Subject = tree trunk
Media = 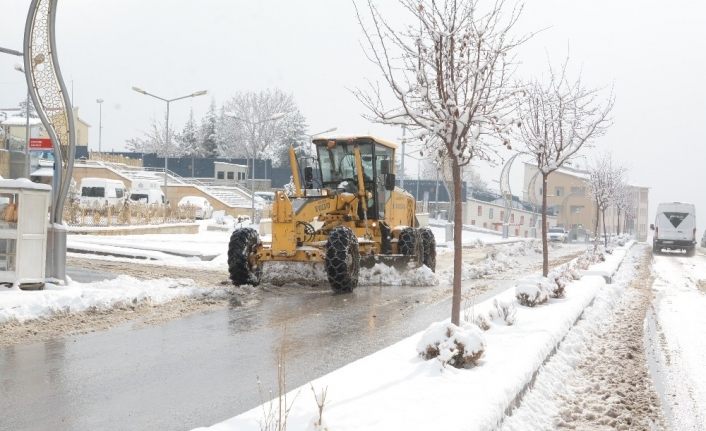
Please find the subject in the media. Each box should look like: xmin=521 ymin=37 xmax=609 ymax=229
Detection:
xmin=617 ymin=208 xmax=621 ymax=235
xmin=593 ymin=199 xmax=601 ymax=252
xmin=541 ymin=173 xmax=549 ymax=277
xmin=450 ymin=159 xmax=464 ymax=326
xmin=602 ymin=208 xmax=608 ymax=247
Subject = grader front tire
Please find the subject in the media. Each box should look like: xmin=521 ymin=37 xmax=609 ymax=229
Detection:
xmin=325 ymin=226 xmax=360 ymax=293
xmin=228 ymin=227 xmax=262 ymax=286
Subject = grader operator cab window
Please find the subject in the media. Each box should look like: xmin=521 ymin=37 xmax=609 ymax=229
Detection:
xmin=317 ymin=142 xmax=373 ymax=185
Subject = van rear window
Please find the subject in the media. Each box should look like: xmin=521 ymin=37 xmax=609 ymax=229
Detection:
xmin=664 ymin=212 xmax=688 ymax=228
xmin=82 ymin=187 xmax=105 ymax=197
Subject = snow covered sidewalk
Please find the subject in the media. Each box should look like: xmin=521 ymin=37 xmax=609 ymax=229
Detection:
xmin=194 ymin=243 xmax=635 ymax=431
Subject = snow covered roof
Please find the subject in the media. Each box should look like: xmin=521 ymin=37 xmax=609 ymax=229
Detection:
xmin=0 ymin=178 xmax=51 ymax=191
xmin=1 ymin=116 xmax=42 ymax=126
xmin=312 ymin=136 xmax=399 ymax=150
xmin=30 ymin=167 xmax=54 ymax=177
xmin=214 ymin=161 xmax=247 ymax=168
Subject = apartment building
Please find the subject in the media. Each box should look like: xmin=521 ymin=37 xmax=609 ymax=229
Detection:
xmin=522 ymin=163 xmax=649 ymax=241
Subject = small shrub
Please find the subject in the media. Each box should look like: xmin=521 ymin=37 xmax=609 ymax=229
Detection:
xmin=493 ymin=299 xmax=517 ymax=325
xmin=515 ymin=279 xmax=550 ymax=307
xmin=473 ymin=313 xmax=491 ymax=331
xmin=417 ymin=322 xmax=486 ymax=368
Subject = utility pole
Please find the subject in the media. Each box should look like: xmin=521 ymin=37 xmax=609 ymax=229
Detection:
xmin=96 ymin=98 xmax=103 ymax=154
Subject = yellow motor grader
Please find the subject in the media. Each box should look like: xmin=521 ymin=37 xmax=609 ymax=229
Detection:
xmin=227 ymin=136 xmax=436 ymax=292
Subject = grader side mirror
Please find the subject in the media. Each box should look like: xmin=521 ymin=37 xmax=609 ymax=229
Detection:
xmin=380 ymin=159 xmax=390 ymax=175
xmin=385 ymin=173 xmax=396 ymax=191
xmin=304 ymin=167 xmax=314 ymax=188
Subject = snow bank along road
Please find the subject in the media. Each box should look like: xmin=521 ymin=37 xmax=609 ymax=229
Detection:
xmin=0 ymin=241 xmax=585 ymax=431
xmin=646 ymin=250 xmax=706 ymax=430
xmin=502 ymin=245 xmax=665 ymax=431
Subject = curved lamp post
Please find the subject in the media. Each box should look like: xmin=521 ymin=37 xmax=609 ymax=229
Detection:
xmin=23 ymin=0 xmax=76 ymax=281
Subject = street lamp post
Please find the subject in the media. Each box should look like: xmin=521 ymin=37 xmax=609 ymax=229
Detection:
xmin=132 ymin=87 xmax=207 ymax=206
xmin=96 ymin=98 xmax=103 ymax=154
xmin=224 ymin=112 xmax=286 ymax=219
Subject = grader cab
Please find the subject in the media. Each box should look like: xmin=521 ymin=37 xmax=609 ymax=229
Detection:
xmin=227 ymin=136 xmax=436 ymax=292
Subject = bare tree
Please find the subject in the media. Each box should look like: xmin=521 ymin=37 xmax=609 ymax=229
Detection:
xmin=125 ymin=118 xmax=179 ymax=156
xmin=613 ymin=179 xmax=631 ymax=236
xmin=588 ymin=153 xmax=624 ymax=248
xmin=517 ymin=60 xmax=613 ymax=276
xmin=218 ymin=89 xmax=306 ymax=166
xmin=355 ymin=0 xmax=527 ymax=326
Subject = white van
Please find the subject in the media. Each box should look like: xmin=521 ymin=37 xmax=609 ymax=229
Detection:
xmin=651 ymin=202 xmax=697 ymax=256
xmin=79 ymin=177 xmax=128 ymax=208
xmin=129 ymin=179 xmax=165 ymax=205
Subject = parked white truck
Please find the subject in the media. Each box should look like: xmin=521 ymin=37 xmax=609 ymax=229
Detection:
xmin=651 ymin=202 xmax=697 ymax=256
xmin=79 ymin=177 xmax=128 ymax=208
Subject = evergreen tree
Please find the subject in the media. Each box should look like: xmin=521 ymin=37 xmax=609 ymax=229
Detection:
xmin=200 ymin=99 xmax=218 ymax=158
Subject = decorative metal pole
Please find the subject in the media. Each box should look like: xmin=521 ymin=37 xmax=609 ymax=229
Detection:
xmin=23 ymin=0 xmax=76 ymax=282
xmin=499 ymin=153 xmax=518 ymax=239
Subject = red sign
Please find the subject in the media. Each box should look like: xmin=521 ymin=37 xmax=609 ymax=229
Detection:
xmin=29 ymin=138 xmax=53 ymax=150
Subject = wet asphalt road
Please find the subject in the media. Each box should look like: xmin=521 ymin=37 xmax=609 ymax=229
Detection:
xmin=0 ymin=279 xmax=476 ymax=431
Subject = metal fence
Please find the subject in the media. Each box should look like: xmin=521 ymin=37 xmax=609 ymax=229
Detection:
xmin=62 ymin=200 xmax=196 ymax=227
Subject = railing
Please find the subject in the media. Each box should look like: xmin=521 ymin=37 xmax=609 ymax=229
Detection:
xmin=63 ymin=200 xmax=196 ymax=227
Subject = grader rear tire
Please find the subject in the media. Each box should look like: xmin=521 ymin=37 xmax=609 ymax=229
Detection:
xmin=228 ymin=227 xmax=262 ymax=286
xmin=325 ymin=226 xmax=360 ymax=293
xmin=419 ymin=227 xmax=436 ymax=272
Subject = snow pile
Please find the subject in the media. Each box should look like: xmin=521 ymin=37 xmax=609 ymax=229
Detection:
xmin=0 ymin=276 xmax=208 ymax=324
xmin=359 ymin=263 xmax=439 ymax=286
xmin=581 ymin=241 xmax=633 ymax=281
xmin=449 ymin=240 xmax=540 ymax=282
xmin=417 ymin=321 xmax=485 ymax=368
xmin=262 ymin=262 xmax=439 ymax=287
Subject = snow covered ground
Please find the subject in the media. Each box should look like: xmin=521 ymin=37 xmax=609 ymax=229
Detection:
xmin=193 ymin=243 xmax=634 ymax=431
xmin=0 ymin=276 xmax=223 ymax=324
xmin=646 ymin=252 xmax=706 ymax=430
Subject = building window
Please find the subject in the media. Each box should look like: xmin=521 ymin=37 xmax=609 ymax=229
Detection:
xmin=511 ymin=213 xmax=515 ymax=223
xmin=500 ymin=210 xmax=504 ymax=221
xmin=483 ymin=222 xmax=487 ymax=228
xmin=555 ymin=186 xmax=564 ymax=197
xmin=570 ymin=205 xmax=584 ymax=214
xmin=489 ymin=208 xmax=494 ymax=220
xmin=477 ymin=205 xmax=482 ymax=216
xmin=217 ymin=171 xmax=224 ymax=180
xmin=471 ymin=219 xmax=476 ymax=225
xmin=227 ymin=172 xmax=234 ymax=180
xmin=570 ymin=186 xmax=586 ymax=196
xmin=520 ymin=215 xmax=525 ymax=225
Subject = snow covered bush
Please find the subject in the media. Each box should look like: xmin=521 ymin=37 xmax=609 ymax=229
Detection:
xmin=515 ymin=278 xmax=550 ymax=307
xmin=473 ymin=313 xmax=491 ymax=331
xmin=547 ymin=269 xmax=571 ymax=298
xmin=417 ymin=322 xmax=486 ymax=368
xmin=492 ymin=299 xmax=517 ymax=326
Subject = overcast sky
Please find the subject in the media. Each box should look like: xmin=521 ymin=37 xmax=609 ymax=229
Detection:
xmin=1 ymin=0 xmax=705 ymax=228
